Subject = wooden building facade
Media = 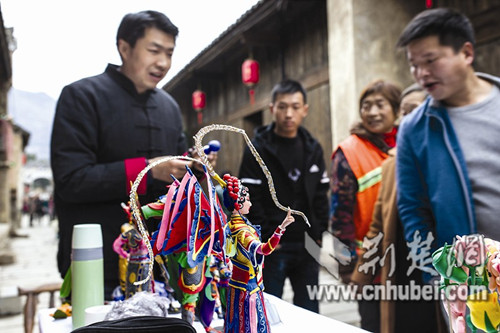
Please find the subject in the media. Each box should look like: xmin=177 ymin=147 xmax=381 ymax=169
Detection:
xmin=165 ymin=0 xmax=330 ymax=175
xmin=164 ymin=0 xmax=500 ymax=176
xmin=0 ymin=8 xmax=29 ymax=239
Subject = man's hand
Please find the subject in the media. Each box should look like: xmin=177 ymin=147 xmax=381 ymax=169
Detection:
xmin=148 ymin=157 xmax=191 ymax=182
xmin=190 ymin=148 xmax=218 ymax=174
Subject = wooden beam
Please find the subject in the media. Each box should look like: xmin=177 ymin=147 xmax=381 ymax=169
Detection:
xmin=470 ymin=6 xmax=500 ymax=45
xmin=165 ymin=1 xmax=279 ymax=89
xmin=207 ymin=64 xmax=329 ymax=125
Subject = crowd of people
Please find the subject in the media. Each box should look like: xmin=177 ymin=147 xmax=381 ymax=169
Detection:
xmin=48 ymin=6 xmax=498 ymax=333
xmin=22 ymin=190 xmax=55 ymax=226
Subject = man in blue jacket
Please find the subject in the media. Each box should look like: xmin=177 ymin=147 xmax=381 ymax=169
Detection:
xmin=396 ymin=8 xmax=500 ymax=281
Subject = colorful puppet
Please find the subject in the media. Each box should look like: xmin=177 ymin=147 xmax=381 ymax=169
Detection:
xmin=126 ymin=140 xmax=225 ymax=331
xmin=220 ymin=173 xmax=295 ymax=333
xmin=139 ymin=170 xmax=226 ymax=331
xmin=148 ymin=166 xmax=227 ymax=266
xmin=137 ymin=174 xmax=227 ymax=332
xmin=128 ymin=125 xmax=310 ymax=285
xmin=141 ymin=192 xmax=219 ymax=327
xmin=432 ymin=235 xmax=500 ymax=332
xmin=112 ymin=203 xmax=151 ymax=299
xmin=128 ymin=124 xmax=311 ymax=332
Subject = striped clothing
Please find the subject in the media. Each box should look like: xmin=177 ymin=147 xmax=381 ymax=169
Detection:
xmin=224 ymin=214 xmax=282 ymax=333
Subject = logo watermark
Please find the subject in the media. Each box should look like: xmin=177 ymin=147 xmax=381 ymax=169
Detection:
xmin=306 ymin=281 xmax=487 ymax=302
xmin=303 ymin=231 xmax=489 ymax=303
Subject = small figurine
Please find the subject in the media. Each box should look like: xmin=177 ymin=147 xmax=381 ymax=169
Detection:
xmin=221 ymin=174 xmax=294 ymax=333
xmin=112 ymin=203 xmax=151 ymax=299
xmin=140 ymin=167 xmax=227 ymax=330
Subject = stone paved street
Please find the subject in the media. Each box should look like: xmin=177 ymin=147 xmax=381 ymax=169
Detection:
xmin=0 ymin=215 xmax=62 ymax=333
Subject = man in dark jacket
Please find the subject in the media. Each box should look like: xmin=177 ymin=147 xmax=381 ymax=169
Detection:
xmin=238 ymin=79 xmax=329 ymax=312
xmin=51 ymin=10 xmax=193 ymax=299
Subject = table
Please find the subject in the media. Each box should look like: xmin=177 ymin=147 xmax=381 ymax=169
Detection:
xmin=39 ymin=293 xmax=368 ymax=332
xmin=262 ymin=293 xmax=368 ymax=332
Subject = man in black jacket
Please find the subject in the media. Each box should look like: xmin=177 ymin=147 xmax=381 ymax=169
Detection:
xmin=238 ymin=79 xmax=329 ymax=312
xmin=51 ymin=11 xmax=193 ymax=299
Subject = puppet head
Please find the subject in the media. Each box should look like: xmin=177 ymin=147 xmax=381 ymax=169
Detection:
xmin=222 ymin=174 xmax=248 ymax=211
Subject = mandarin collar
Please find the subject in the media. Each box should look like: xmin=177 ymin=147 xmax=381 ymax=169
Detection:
xmin=105 ymin=64 xmax=155 ymax=101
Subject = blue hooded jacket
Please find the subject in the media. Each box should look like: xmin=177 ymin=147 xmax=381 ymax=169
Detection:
xmin=396 ymin=73 xmax=500 ymax=254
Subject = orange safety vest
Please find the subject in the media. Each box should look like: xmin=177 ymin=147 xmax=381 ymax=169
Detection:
xmin=337 ymin=135 xmax=388 ymax=243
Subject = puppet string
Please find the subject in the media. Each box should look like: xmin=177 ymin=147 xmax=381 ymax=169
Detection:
xmin=130 ymin=124 xmax=311 ymax=285
xmin=193 ymin=124 xmax=311 ymax=228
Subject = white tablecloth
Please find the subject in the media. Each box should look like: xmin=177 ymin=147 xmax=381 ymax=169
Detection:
xmin=39 ymin=292 xmax=368 ymax=332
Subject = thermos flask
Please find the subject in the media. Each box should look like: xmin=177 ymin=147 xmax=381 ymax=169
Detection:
xmin=71 ymin=224 xmax=104 ymax=329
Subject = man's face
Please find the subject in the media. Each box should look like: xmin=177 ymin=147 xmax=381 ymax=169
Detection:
xmin=118 ymin=27 xmax=175 ymax=94
xmin=360 ymin=93 xmax=396 ymax=134
xmin=270 ymin=92 xmax=308 ymax=138
xmin=406 ymin=35 xmax=473 ymax=106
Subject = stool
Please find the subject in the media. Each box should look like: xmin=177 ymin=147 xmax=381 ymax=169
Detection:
xmin=17 ymin=282 xmax=62 ymax=333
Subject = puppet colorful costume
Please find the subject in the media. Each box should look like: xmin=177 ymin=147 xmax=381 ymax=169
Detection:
xmin=224 ymin=214 xmax=284 ymax=333
xmin=112 ymin=204 xmax=151 ymax=299
xmin=112 ymin=225 xmax=151 ymax=299
xmin=221 ymin=174 xmax=291 ymax=333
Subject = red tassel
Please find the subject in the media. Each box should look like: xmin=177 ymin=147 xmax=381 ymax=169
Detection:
xmin=425 ymin=0 xmax=432 ymax=8
xmin=249 ymin=89 xmax=255 ymax=105
xmin=197 ymin=111 xmax=203 ymax=125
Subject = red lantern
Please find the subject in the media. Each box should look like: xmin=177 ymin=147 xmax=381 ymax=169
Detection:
xmin=192 ymin=90 xmax=206 ymax=124
xmin=242 ymin=58 xmax=259 ymax=104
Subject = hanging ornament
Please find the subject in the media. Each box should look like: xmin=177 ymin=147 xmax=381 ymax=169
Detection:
xmin=192 ymin=89 xmax=206 ymax=125
xmin=425 ymin=0 xmax=432 ymax=8
xmin=241 ymin=58 xmax=260 ymax=105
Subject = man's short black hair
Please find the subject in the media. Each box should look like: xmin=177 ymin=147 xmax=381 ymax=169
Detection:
xmin=116 ymin=10 xmax=179 ymax=48
xmin=271 ymin=79 xmax=307 ymax=104
xmin=397 ymin=8 xmax=475 ymax=52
